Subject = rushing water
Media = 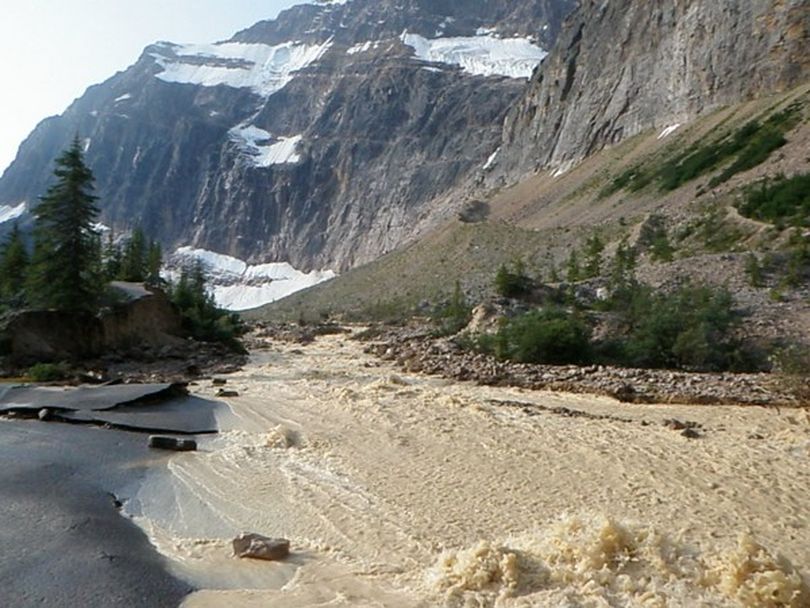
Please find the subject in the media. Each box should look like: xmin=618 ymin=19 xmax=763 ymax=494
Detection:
xmin=127 ymin=332 xmax=810 ymax=607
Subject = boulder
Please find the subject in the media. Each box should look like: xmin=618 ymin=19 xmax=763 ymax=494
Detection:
xmin=217 ymin=389 xmax=240 ymax=398
xmin=148 ymin=436 xmax=197 ymax=451
xmin=233 ymin=534 xmax=290 ymax=561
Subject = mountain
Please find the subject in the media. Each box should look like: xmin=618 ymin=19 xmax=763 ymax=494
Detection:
xmin=490 ymin=0 xmax=810 ymax=181
xmin=0 ymin=0 xmax=575 ymax=293
xmin=253 ymin=0 xmax=810 ymax=332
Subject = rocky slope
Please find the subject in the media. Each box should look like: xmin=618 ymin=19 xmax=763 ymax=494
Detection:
xmin=0 ymin=0 xmax=574 ymax=277
xmin=489 ymin=0 xmax=810 ymax=181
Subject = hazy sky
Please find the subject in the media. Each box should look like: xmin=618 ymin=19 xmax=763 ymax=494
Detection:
xmin=0 ymin=0 xmax=302 ymax=175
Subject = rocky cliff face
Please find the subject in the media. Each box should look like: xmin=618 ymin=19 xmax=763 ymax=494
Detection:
xmin=0 ymin=0 xmax=574 ymax=272
xmin=491 ymin=0 xmax=810 ymax=180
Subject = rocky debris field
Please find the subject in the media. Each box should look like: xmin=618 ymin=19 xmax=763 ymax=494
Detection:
xmin=99 ymin=339 xmax=247 ymax=383
xmin=357 ymin=325 xmax=807 ymax=408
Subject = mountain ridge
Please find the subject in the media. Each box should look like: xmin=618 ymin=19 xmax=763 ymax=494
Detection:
xmin=0 ymin=0 xmax=574 ymax=277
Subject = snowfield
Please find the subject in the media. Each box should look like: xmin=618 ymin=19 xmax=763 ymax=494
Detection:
xmin=400 ymin=32 xmax=547 ymax=79
xmin=0 ymin=202 xmax=27 ymax=224
xmin=151 ymin=39 xmax=333 ymax=97
xmin=169 ymin=247 xmax=336 ymax=311
xmin=228 ymin=125 xmax=304 ymax=167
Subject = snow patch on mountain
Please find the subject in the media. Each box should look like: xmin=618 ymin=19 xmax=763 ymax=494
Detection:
xmin=0 ymin=202 xmax=27 ymax=224
xmin=170 ymin=247 xmax=336 ymax=311
xmin=259 ymin=135 xmax=303 ymax=166
xmin=347 ymin=40 xmax=383 ymax=55
xmin=658 ymin=124 xmax=682 ymax=139
xmin=483 ymin=148 xmax=500 ymax=170
xmin=151 ymin=39 xmax=333 ymax=97
xmin=400 ymin=32 xmax=547 ymax=79
xmin=229 ymin=125 xmax=304 ymax=167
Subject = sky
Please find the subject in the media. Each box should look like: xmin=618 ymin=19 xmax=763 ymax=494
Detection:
xmin=0 ymin=0 xmax=302 ymax=175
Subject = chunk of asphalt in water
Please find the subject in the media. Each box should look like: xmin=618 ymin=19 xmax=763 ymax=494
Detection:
xmin=0 ymin=384 xmax=222 ymax=435
xmin=0 ymin=383 xmax=186 ymax=413
xmin=148 ymin=436 xmax=197 ymax=451
xmin=233 ymin=534 xmax=290 ymax=561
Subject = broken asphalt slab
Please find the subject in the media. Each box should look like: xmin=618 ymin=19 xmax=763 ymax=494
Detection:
xmin=0 ymin=384 xmax=224 ymax=434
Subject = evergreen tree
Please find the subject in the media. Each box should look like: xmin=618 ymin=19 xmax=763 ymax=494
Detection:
xmin=565 ymin=250 xmax=581 ymax=283
xmin=583 ymin=234 xmax=605 ymax=279
xmin=610 ymin=237 xmax=637 ymax=289
xmin=103 ymin=232 xmax=123 ymax=281
xmin=120 ymin=227 xmax=148 ymax=282
xmin=146 ymin=240 xmax=163 ymax=285
xmin=0 ymin=223 xmax=30 ymax=307
xmin=27 ymin=137 xmax=103 ymax=311
xmin=169 ymin=260 xmax=243 ymax=347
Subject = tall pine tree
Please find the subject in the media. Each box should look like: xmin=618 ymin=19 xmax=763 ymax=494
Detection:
xmin=27 ymin=137 xmax=103 ymax=311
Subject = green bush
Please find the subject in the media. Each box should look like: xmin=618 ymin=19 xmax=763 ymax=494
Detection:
xmin=27 ymin=362 xmax=69 ymax=382
xmin=432 ymin=281 xmax=471 ymax=336
xmin=494 ymin=260 xmax=532 ymax=298
xmin=783 ymin=235 xmax=810 ymax=288
xmin=745 ymin=253 xmax=765 ymax=288
xmin=489 ymin=307 xmax=592 ymax=365
xmin=738 ymin=173 xmax=810 ymax=227
xmin=606 ymin=104 xmax=802 ymax=195
xmin=659 ymin=105 xmax=799 ymax=191
xmin=612 ymin=283 xmax=743 ymax=371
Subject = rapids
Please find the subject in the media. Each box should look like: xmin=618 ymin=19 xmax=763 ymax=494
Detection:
xmin=126 ymin=331 xmax=810 ymax=607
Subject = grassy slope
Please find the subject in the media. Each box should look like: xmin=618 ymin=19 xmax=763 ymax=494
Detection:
xmin=249 ymin=83 xmax=810 ymax=322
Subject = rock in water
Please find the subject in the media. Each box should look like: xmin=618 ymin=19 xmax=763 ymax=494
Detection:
xmin=217 ymin=389 xmax=239 ymax=397
xmin=232 ymin=534 xmax=290 ymax=561
xmin=148 ymin=436 xmax=197 ymax=451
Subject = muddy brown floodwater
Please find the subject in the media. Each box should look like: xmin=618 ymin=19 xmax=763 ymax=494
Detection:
xmin=128 ymin=331 xmax=810 ymax=607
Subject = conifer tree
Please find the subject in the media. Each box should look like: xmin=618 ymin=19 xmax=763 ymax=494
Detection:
xmin=583 ymin=234 xmax=605 ymax=279
xmin=566 ymin=250 xmax=581 ymax=283
xmin=103 ymin=232 xmax=123 ymax=281
xmin=146 ymin=240 xmax=163 ymax=285
xmin=120 ymin=227 xmax=147 ymax=282
xmin=27 ymin=137 xmax=103 ymax=311
xmin=0 ymin=223 xmax=30 ymax=306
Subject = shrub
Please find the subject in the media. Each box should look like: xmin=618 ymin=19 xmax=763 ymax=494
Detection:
xmin=738 ymin=173 xmax=810 ymax=227
xmin=783 ymin=235 xmax=810 ymax=288
xmin=494 ymin=260 xmax=532 ymax=298
xmin=491 ymin=307 xmax=592 ymax=365
xmin=27 ymin=362 xmax=69 ymax=382
xmin=606 ymin=104 xmax=802 ymax=196
xmin=433 ymin=281 xmax=471 ymax=336
xmin=745 ymin=253 xmax=765 ymax=288
xmin=614 ymin=283 xmax=742 ymax=371
xmin=771 ymin=344 xmax=810 ymax=403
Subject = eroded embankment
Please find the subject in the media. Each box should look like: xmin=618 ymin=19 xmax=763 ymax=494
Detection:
xmin=131 ymin=331 xmax=809 ymax=607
